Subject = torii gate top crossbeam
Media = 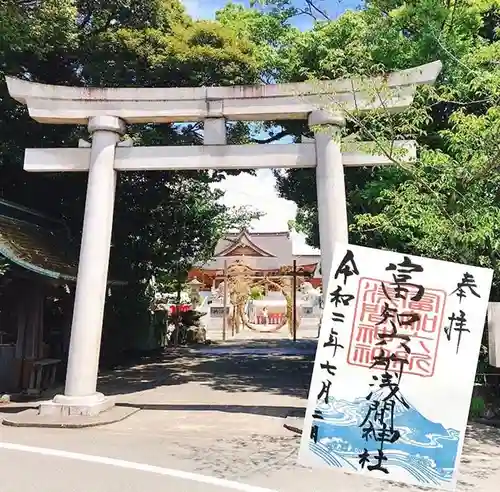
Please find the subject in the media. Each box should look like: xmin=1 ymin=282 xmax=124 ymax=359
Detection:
xmin=5 ymin=61 xmax=442 ymax=124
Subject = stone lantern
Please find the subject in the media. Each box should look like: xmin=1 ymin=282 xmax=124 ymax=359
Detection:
xmin=187 ymin=277 xmax=203 ymax=308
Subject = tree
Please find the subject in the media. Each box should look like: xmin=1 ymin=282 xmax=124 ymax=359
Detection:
xmin=246 ymin=0 xmax=500 ymax=298
xmin=217 ymin=2 xmax=301 ymax=83
xmin=0 ymin=0 xmax=263 ymax=354
xmin=250 ymin=0 xmax=332 ymax=21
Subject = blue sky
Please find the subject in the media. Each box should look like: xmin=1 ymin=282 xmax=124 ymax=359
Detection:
xmin=181 ymin=0 xmax=359 ymax=253
xmin=182 ymin=0 xmax=360 ymax=29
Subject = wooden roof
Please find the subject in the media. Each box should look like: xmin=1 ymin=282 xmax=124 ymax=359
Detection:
xmin=0 ymin=199 xmax=123 ymax=284
xmin=216 ymin=229 xmax=276 ymax=258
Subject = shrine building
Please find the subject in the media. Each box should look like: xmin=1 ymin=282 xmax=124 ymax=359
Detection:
xmin=188 ymin=229 xmax=322 ymax=289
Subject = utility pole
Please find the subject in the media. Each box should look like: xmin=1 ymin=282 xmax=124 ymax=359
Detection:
xmin=222 ymin=260 xmax=228 ymax=341
xmin=292 ymin=260 xmax=297 ymax=342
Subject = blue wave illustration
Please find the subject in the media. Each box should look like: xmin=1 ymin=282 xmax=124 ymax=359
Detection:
xmin=308 ymin=391 xmax=459 ymax=487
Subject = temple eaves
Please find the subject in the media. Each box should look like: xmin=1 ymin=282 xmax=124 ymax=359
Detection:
xmin=0 ymin=200 xmax=124 ymax=285
xmin=5 ymin=61 xmax=442 ymax=124
xmin=216 ymin=229 xmax=276 ymax=258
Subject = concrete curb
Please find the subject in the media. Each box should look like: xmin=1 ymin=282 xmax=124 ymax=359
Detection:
xmin=2 ymin=406 xmax=140 ymax=429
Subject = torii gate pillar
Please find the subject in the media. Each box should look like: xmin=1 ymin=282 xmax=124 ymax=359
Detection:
xmin=309 ymin=110 xmax=347 ymax=291
xmin=44 ymin=116 xmax=126 ymax=416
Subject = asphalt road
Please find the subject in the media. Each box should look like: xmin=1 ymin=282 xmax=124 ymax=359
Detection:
xmin=0 ymin=443 xmax=276 ymax=492
xmin=1 ymin=341 xmax=500 ymax=492
xmin=2 ymin=422 xmax=500 ymax=492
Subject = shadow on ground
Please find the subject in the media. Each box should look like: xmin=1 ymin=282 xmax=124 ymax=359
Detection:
xmin=0 ymin=405 xmax=34 ymax=414
xmin=465 ymin=423 xmax=500 ymax=451
xmin=97 ymin=339 xmax=316 ymax=399
xmin=116 ymin=402 xmax=304 ymax=418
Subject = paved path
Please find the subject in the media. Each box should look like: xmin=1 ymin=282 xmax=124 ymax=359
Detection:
xmin=229 ymin=319 xmax=320 ymax=342
xmin=1 ymin=341 xmax=500 ymax=491
xmin=205 ymin=315 xmax=321 ymax=342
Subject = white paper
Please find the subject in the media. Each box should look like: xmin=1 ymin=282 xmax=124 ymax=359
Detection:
xmin=299 ymin=243 xmax=493 ymax=490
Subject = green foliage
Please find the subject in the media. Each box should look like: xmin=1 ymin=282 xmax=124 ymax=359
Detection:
xmin=249 ymin=286 xmax=265 ymax=300
xmin=262 ymin=0 xmax=500 ymax=298
xmin=217 ymin=2 xmax=300 ymax=82
xmin=469 ymin=395 xmax=486 ymax=419
xmin=250 ymin=0 xmax=331 ymax=22
xmin=0 ymin=0 xmax=263 ymax=353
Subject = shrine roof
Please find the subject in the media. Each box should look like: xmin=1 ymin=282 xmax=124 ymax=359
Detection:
xmin=213 ymin=229 xmax=293 ymax=261
xmin=215 ymin=229 xmax=277 ymax=258
xmin=0 ymin=199 xmax=123 ymax=284
xmin=195 ymin=229 xmax=321 ymax=273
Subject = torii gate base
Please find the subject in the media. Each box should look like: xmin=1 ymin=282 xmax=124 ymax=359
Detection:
xmin=5 ymin=62 xmax=443 ymax=420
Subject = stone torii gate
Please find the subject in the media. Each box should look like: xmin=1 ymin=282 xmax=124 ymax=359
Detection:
xmin=5 ymin=60 xmax=442 ymax=418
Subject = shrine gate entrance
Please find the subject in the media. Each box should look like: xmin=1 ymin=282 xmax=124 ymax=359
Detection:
xmin=5 ymin=61 xmax=442 ymax=416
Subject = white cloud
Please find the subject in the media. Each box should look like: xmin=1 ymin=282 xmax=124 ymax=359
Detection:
xmin=212 ymin=169 xmax=320 ymax=255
